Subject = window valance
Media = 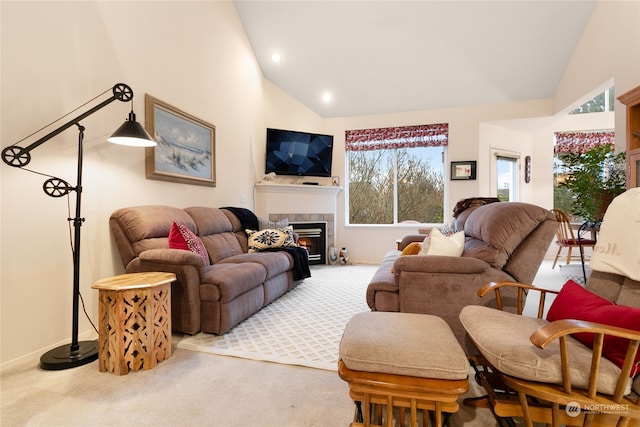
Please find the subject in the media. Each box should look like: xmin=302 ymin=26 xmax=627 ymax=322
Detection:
xmin=345 ymin=123 xmax=448 ymax=152
xmin=554 ymin=130 xmax=615 ymax=154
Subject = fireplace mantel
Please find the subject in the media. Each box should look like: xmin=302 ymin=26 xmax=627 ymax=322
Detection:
xmin=254 ymin=182 xmax=341 ymax=196
xmin=253 ymin=183 xmax=341 ymax=217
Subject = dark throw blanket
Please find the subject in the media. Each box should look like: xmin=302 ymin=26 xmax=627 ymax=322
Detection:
xmin=222 ymin=206 xmax=259 ymax=231
xmin=264 ymin=247 xmax=312 ymax=281
xmin=452 ymin=197 xmax=501 ymax=218
xmin=222 ymin=207 xmax=311 ymax=281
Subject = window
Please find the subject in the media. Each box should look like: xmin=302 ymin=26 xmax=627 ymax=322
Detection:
xmin=569 ymin=87 xmax=615 ymax=114
xmin=495 ymin=155 xmax=519 ymax=201
xmin=345 ymin=124 xmax=447 ymax=225
xmin=553 ymin=130 xmax=615 ymax=219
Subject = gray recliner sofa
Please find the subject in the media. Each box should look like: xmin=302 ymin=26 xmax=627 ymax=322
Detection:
xmin=110 ymin=205 xmax=305 ymax=335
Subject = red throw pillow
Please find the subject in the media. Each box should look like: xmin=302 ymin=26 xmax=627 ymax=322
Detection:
xmin=168 ymin=221 xmax=210 ymax=266
xmin=546 ymin=280 xmax=640 ymax=375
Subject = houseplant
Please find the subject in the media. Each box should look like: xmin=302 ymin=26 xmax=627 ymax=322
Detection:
xmin=559 ymin=143 xmax=626 ymax=221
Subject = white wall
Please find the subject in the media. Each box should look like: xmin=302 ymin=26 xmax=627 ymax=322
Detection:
xmin=258 ymin=80 xmax=329 ymax=185
xmin=322 ymin=99 xmax=555 ymax=264
xmin=318 ymin=0 xmax=640 ymax=265
xmin=553 ymin=0 xmax=640 ymax=157
xmin=0 ymin=1 xmax=265 ymax=365
xmin=554 ymin=1 xmax=640 ymax=118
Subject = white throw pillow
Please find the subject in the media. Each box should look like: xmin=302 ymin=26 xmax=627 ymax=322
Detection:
xmin=418 ymin=234 xmax=432 ymax=255
xmin=426 ymin=229 xmax=465 ymax=257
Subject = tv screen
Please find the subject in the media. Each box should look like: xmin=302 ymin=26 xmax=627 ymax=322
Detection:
xmin=265 ymin=128 xmax=334 ymax=177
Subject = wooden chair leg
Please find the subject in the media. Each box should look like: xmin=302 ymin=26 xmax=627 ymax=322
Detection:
xmin=552 ymin=246 xmax=562 ymax=269
xmin=517 ymin=391 xmax=534 ymax=427
xmin=551 ymin=402 xmax=561 ymax=427
xmin=410 ymin=399 xmax=417 ymax=426
xmin=354 ymin=401 xmax=363 ymax=424
xmin=434 ymin=401 xmax=443 ymax=427
xmin=364 ymin=393 xmax=371 ymax=426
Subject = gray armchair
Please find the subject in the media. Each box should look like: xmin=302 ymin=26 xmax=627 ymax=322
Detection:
xmin=367 ymin=202 xmax=559 ymax=353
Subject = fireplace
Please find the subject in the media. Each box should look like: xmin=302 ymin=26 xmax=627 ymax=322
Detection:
xmin=269 ymin=213 xmax=335 ymax=265
xmin=291 ymin=222 xmax=326 ymax=265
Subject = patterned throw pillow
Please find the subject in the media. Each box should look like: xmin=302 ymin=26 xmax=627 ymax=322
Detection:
xmin=246 ymin=226 xmax=296 ymax=253
xmin=168 ymin=221 xmax=210 ymax=266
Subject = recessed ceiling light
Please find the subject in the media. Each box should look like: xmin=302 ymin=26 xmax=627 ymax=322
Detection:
xmin=271 ymin=52 xmax=282 ymax=63
xmin=322 ymin=92 xmax=332 ymax=103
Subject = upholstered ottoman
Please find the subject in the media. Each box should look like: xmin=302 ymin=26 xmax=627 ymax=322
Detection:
xmin=338 ymin=312 xmax=469 ymax=427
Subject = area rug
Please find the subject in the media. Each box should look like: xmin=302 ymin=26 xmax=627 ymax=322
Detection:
xmin=177 ymin=265 xmax=374 ymax=371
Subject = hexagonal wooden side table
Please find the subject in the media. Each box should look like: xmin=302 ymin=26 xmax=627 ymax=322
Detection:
xmin=92 ymin=272 xmax=175 ymax=375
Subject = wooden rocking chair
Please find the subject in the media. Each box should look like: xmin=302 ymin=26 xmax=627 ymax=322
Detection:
xmin=460 ymin=271 xmax=640 ymax=427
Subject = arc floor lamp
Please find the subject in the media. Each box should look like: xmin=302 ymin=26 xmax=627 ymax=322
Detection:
xmin=2 ymin=83 xmax=157 ymax=370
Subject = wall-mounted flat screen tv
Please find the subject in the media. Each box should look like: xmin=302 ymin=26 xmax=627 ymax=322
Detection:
xmin=265 ymin=128 xmax=334 ymax=177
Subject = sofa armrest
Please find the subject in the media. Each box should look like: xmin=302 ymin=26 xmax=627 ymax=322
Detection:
xmin=398 ymin=234 xmax=427 ymax=250
xmin=126 ymin=248 xmax=206 ymax=334
xmin=132 ymin=249 xmax=206 ymax=284
xmin=136 ymin=248 xmax=205 ymax=272
xmin=393 ymin=254 xmax=490 ymax=276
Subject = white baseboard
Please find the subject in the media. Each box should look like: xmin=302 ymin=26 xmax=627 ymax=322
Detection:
xmin=1 ymin=330 xmax=98 ymax=374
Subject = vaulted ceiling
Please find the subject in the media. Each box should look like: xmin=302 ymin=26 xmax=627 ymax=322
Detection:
xmin=234 ymin=1 xmax=597 ymax=118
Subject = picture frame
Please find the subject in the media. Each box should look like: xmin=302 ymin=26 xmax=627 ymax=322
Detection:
xmin=145 ymin=94 xmax=216 ymax=187
xmin=450 ymin=161 xmax=477 ymax=180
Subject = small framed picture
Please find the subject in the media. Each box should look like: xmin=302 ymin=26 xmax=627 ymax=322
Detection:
xmin=332 ymin=176 xmax=340 ymax=186
xmin=451 ymin=161 xmax=477 ymax=180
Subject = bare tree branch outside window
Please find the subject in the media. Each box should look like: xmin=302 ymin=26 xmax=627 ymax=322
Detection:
xmin=348 ymin=147 xmax=444 ymax=225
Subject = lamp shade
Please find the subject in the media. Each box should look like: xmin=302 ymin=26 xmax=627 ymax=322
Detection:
xmin=108 ymin=111 xmax=156 ymax=147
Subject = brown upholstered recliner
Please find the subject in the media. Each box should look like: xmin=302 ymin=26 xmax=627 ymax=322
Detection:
xmin=366 ymin=202 xmax=559 ymax=353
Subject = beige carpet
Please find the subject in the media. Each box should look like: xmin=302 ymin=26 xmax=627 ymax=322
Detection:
xmin=2 ymin=263 xmax=565 ymax=426
xmin=178 ymin=265 xmax=371 ymax=370
xmin=174 ymin=264 xmax=509 ymax=426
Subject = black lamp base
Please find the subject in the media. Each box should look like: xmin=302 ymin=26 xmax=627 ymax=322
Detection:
xmin=40 ymin=340 xmax=99 ymax=370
